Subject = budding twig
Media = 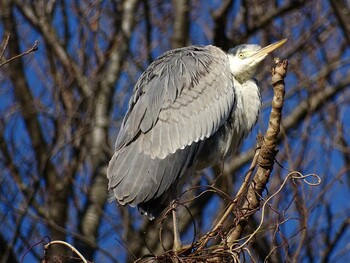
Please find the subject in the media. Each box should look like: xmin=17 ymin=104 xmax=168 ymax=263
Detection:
xmin=0 ymin=37 xmax=38 ymax=68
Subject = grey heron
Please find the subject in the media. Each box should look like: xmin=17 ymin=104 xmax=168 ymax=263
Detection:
xmin=107 ymin=39 xmax=287 ymax=246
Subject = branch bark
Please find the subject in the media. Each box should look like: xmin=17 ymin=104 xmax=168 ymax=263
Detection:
xmin=226 ymin=59 xmax=288 ymax=245
xmin=0 ymin=1 xmax=70 ymax=260
xmin=0 ymin=39 xmax=38 ymax=67
xmin=15 ymin=1 xmax=91 ymax=96
xmin=171 ymin=0 xmax=190 ymax=48
xmin=212 ymin=0 xmax=234 ymax=50
xmin=76 ymin=0 xmax=139 ymax=259
xmin=329 ymin=0 xmax=350 ymax=46
xmin=225 ymin=58 xmax=350 ymax=174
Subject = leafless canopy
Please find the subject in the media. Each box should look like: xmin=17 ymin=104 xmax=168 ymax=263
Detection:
xmin=0 ymin=0 xmax=349 ymax=262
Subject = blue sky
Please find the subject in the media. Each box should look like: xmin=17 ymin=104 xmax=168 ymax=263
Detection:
xmin=1 ymin=1 xmax=350 ymax=262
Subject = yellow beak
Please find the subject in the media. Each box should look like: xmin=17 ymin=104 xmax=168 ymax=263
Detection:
xmin=250 ymin=38 xmax=288 ymax=60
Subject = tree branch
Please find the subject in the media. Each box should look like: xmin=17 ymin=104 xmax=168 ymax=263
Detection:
xmin=0 ymin=1 xmax=70 ymax=260
xmin=321 ymin=218 xmax=350 ymax=263
xmin=225 ymin=58 xmax=350 ymax=174
xmin=0 ymin=38 xmax=38 ymax=67
xmin=171 ymin=0 xmax=190 ymax=48
xmin=226 ymin=59 xmax=288 ymax=245
xmin=0 ymin=34 xmax=10 ymax=61
xmin=76 ymin=0 xmax=139 ymax=259
xmin=15 ymin=1 xmax=91 ymax=96
xmin=211 ymin=0 xmax=234 ymax=50
xmin=329 ymin=0 xmax=350 ymax=46
xmin=44 ymin=240 xmax=88 ymax=263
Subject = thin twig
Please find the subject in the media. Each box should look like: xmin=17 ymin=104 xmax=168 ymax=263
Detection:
xmin=228 ymin=172 xmax=321 ymax=252
xmin=225 ymin=59 xmax=289 ymax=245
xmin=0 ymin=34 xmax=10 ymax=61
xmin=196 ymin=142 xmax=262 ymax=250
xmin=21 ymin=236 xmax=50 ymax=263
xmin=0 ymin=40 xmax=38 ymax=67
xmin=44 ymin=240 xmax=88 ymax=263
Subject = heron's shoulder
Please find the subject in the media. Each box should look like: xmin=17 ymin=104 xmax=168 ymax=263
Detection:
xmin=157 ymin=45 xmax=227 ymax=60
xmin=134 ymin=45 xmax=228 ymax=92
xmin=142 ymin=45 xmax=229 ymax=79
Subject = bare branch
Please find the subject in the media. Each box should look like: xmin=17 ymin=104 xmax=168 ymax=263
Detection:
xmin=211 ymin=0 xmax=234 ymax=49
xmin=0 ymin=39 xmax=38 ymax=68
xmin=329 ymin=0 xmax=350 ymax=45
xmin=44 ymin=240 xmax=88 ymax=263
xmin=1 ymin=1 xmax=349 ymax=262
xmin=197 ymin=142 xmax=262 ymax=250
xmin=171 ymin=0 xmax=190 ymax=48
xmin=76 ymin=0 xmax=139 ymax=259
xmin=321 ymin=218 xmax=350 ymax=263
xmin=0 ymin=34 xmax=10 ymax=61
xmin=226 ymin=59 xmax=288 ymax=244
xmin=15 ymin=1 xmax=91 ymax=96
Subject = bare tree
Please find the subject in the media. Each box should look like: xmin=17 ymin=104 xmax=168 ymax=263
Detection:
xmin=0 ymin=0 xmax=349 ymax=262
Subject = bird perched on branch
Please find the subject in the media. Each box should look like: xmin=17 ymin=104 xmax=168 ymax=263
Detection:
xmin=107 ymin=39 xmax=287 ymax=223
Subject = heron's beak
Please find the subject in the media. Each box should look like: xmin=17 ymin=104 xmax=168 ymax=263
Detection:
xmin=250 ymin=38 xmax=288 ymax=60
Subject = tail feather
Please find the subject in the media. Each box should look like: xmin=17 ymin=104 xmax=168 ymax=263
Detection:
xmin=107 ymin=138 xmax=203 ymax=216
xmin=121 ymin=152 xmax=148 ymax=204
xmin=143 ymin=157 xmax=167 ymax=202
xmin=137 ymin=191 xmax=171 ymax=220
xmin=126 ymin=156 xmax=154 ymax=205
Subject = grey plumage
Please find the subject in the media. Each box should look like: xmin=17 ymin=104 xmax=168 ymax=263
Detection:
xmin=107 ymin=39 xmax=287 ymax=219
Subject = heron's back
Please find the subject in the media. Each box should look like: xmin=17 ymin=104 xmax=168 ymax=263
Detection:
xmin=107 ymin=45 xmax=261 ymax=219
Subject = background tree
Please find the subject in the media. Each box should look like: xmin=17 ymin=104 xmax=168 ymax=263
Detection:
xmin=0 ymin=0 xmax=349 ymax=262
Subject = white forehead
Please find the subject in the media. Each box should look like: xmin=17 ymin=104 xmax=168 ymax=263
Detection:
xmin=228 ymin=44 xmax=261 ymax=56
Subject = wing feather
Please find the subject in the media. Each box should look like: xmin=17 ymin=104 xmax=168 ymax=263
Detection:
xmin=144 ymin=157 xmax=166 ymax=200
xmin=124 ymin=157 xmax=151 ymax=204
xmin=115 ymin=45 xmax=235 ymax=159
xmin=108 ymin=138 xmax=202 ymax=207
xmin=108 ymin=45 xmax=236 ymax=210
xmin=171 ymin=118 xmax=181 ymax=149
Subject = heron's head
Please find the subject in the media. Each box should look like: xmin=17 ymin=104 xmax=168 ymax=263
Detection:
xmin=228 ymin=39 xmax=287 ymax=83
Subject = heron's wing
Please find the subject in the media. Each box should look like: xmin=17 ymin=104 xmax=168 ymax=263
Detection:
xmin=115 ymin=45 xmax=235 ymax=159
xmin=108 ymin=46 xmax=235 ymax=211
xmin=107 ymin=138 xmax=201 ymax=211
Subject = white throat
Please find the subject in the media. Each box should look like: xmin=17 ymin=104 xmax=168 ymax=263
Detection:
xmin=226 ymin=78 xmax=261 ymax=153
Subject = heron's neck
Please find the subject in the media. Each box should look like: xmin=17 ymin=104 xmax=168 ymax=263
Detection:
xmin=195 ymin=78 xmax=261 ymax=168
xmin=232 ymin=78 xmax=261 ymax=137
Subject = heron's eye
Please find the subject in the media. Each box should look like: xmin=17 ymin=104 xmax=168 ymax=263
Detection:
xmin=238 ymin=52 xmax=245 ymax=59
